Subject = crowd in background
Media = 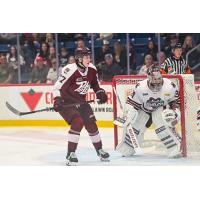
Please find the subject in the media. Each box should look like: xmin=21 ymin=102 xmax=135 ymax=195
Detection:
xmin=0 ymin=33 xmax=200 ymax=84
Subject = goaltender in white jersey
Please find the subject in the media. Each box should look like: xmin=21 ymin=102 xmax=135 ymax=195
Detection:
xmin=116 ymin=66 xmax=182 ymax=158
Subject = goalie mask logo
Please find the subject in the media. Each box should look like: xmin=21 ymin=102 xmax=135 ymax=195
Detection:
xmin=146 ymin=97 xmax=164 ymax=109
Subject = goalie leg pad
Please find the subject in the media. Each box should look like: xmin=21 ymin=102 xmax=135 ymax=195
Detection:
xmin=116 ymin=110 xmax=149 ymax=156
xmin=116 ymin=126 xmax=136 ymax=156
xmin=152 ymin=108 xmax=181 ymax=158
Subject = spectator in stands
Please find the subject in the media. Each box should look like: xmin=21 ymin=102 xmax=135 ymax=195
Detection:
xmin=182 ymin=35 xmax=196 ymax=58
xmin=98 ymin=54 xmax=121 ymax=82
xmin=113 ymin=41 xmax=127 ymax=73
xmin=34 ymin=42 xmax=49 ymax=67
xmin=95 ymin=39 xmax=113 ymax=65
xmin=45 ymin=33 xmax=55 ymax=47
xmin=0 ymin=54 xmax=14 ymax=83
xmin=145 ymin=40 xmax=158 ymax=61
xmin=46 ymin=58 xmax=60 ymax=84
xmin=163 ymin=34 xmax=179 ymax=57
xmin=6 ymin=45 xmax=25 ymax=83
xmin=23 ymin=33 xmax=40 ymax=69
xmin=156 ymin=51 xmax=166 ymax=65
xmin=32 ymin=33 xmax=41 ymax=49
xmin=6 ymin=45 xmax=25 ymax=68
xmin=46 ymin=46 xmax=56 ymax=68
xmin=67 ymin=55 xmax=75 ymax=64
xmin=29 ymin=56 xmax=49 ymax=84
xmin=138 ymin=54 xmax=154 ymax=75
xmin=59 ymin=47 xmax=69 ymax=67
xmin=129 ymin=42 xmax=136 ymax=73
xmin=76 ymin=37 xmax=86 ymax=50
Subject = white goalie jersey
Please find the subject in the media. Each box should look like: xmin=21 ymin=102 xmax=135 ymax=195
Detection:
xmin=126 ymin=78 xmax=180 ymax=113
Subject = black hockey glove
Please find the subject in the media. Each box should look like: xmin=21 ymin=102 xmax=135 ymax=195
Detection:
xmin=53 ymin=97 xmax=64 ymax=112
xmin=96 ymin=89 xmax=108 ymax=104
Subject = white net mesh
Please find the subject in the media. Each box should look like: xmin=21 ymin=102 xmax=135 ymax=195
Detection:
xmin=113 ymin=74 xmax=200 ymax=157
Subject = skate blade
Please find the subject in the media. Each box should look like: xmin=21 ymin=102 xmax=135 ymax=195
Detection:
xmin=66 ymin=160 xmax=78 ymax=166
xmin=100 ymin=157 xmax=110 ymax=162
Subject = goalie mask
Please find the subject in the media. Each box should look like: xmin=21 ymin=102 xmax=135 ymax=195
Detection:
xmin=75 ymin=48 xmax=91 ymax=69
xmin=147 ymin=66 xmax=163 ymax=92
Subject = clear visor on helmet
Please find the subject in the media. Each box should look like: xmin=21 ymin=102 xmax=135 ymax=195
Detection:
xmin=148 ymin=71 xmax=163 ymax=92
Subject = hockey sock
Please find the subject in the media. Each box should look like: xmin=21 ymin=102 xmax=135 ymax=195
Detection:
xmin=68 ymin=117 xmax=84 ymax=152
xmin=85 ymin=122 xmax=102 ymax=150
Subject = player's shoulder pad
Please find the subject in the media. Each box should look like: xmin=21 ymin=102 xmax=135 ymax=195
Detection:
xmin=62 ymin=63 xmax=76 ymax=73
xmin=88 ymin=63 xmax=97 ymax=71
xmin=61 ymin=63 xmax=77 ymax=77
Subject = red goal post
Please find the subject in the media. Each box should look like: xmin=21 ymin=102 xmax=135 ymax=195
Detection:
xmin=112 ymin=74 xmax=200 ymax=157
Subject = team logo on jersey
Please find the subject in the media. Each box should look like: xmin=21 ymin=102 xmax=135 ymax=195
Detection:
xmin=64 ymin=68 xmax=70 ymax=74
xmin=20 ymin=89 xmax=43 ymax=111
xmin=164 ymin=93 xmax=170 ymax=96
xmin=146 ymin=97 xmax=164 ymax=109
xmin=75 ymin=81 xmax=90 ymax=95
xmin=142 ymin=93 xmax=148 ymax=96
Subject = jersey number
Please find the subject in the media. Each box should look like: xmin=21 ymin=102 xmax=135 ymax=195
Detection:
xmin=59 ymin=75 xmax=66 ymax=83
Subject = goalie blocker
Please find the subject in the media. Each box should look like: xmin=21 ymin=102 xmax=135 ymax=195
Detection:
xmin=116 ymin=66 xmax=182 ymax=158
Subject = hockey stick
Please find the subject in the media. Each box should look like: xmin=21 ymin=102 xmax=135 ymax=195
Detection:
xmin=113 ymin=87 xmax=126 ymax=127
xmin=6 ymin=100 xmax=95 ymax=116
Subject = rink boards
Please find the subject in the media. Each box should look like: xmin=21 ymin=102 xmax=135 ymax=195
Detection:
xmin=1 ymin=82 xmax=200 ymax=127
xmin=0 ymin=83 xmax=113 ymax=127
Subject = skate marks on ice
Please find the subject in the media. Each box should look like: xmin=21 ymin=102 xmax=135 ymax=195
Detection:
xmin=0 ymin=127 xmax=200 ymax=166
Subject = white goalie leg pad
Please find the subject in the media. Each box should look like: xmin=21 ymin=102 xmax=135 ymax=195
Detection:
xmin=131 ymin=110 xmax=150 ymax=145
xmin=152 ymin=107 xmax=181 ymax=158
xmin=116 ymin=128 xmax=136 ymax=157
xmin=116 ymin=110 xmax=149 ymax=156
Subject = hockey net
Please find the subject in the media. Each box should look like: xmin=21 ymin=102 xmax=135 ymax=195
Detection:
xmin=113 ymin=74 xmax=200 ymax=157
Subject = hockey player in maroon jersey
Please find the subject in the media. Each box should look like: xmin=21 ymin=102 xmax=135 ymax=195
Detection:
xmin=52 ymin=48 xmax=109 ymax=165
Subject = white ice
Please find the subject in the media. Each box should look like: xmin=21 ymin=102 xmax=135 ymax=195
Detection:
xmin=0 ymin=127 xmax=200 ymax=166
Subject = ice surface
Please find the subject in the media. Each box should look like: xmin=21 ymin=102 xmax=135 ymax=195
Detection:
xmin=0 ymin=127 xmax=200 ymax=166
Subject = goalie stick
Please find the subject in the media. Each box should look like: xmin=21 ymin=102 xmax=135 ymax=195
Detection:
xmin=6 ymin=100 xmax=95 ymax=116
xmin=113 ymin=87 xmax=126 ymax=126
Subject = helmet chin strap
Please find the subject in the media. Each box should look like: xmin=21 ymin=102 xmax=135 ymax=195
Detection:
xmin=76 ymin=61 xmax=86 ymax=71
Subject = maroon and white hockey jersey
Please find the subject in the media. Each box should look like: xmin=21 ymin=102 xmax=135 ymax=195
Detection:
xmin=53 ymin=63 xmax=101 ymax=103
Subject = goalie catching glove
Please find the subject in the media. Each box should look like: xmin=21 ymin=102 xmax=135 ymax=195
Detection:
xmin=161 ymin=108 xmax=180 ymax=127
xmin=96 ymin=89 xmax=108 ymax=104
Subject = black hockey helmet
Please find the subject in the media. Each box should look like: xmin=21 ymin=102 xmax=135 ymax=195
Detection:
xmin=75 ymin=47 xmax=91 ymax=62
xmin=172 ymin=43 xmax=182 ymax=50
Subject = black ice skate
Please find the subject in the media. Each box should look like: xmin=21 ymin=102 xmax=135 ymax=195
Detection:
xmin=66 ymin=152 xmax=78 ymax=166
xmin=97 ymin=149 xmax=110 ymax=162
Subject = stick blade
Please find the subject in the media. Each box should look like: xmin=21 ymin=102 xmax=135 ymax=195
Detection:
xmin=6 ymin=101 xmax=21 ymax=116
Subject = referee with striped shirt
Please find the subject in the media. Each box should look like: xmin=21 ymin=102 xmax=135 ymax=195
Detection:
xmin=160 ymin=43 xmax=192 ymax=74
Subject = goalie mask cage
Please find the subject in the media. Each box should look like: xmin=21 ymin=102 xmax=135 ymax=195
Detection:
xmin=113 ymin=74 xmax=200 ymax=157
